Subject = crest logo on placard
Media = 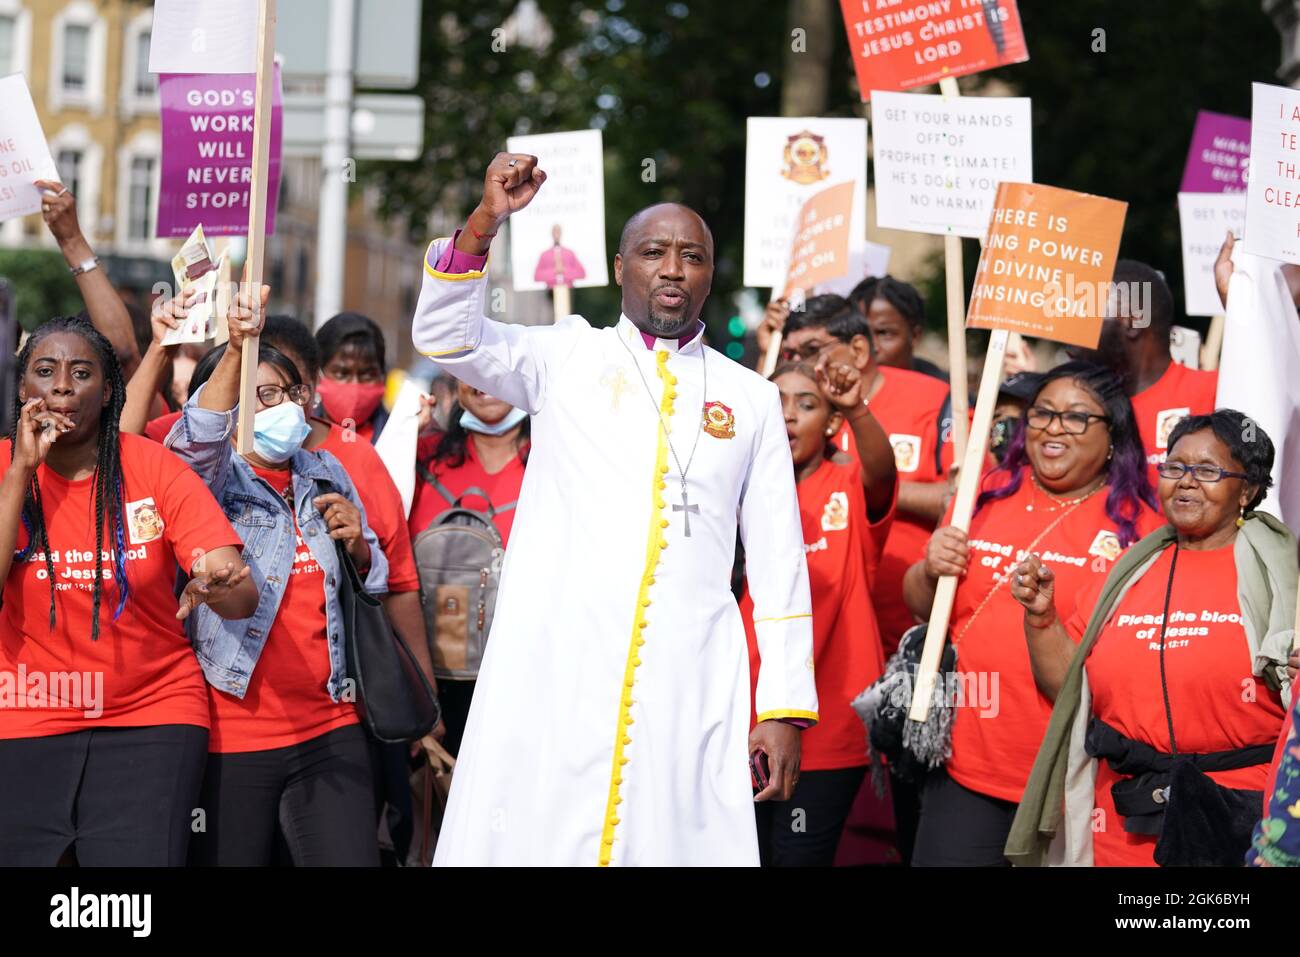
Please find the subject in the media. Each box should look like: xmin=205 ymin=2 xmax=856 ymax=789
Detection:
xmin=781 ymin=131 xmax=829 ymax=185
xmin=1155 ymin=407 xmax=1190 ymax=450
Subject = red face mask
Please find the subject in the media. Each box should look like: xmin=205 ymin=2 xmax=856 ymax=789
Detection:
xmin=317 ymin=377 xmax=387 ymax=426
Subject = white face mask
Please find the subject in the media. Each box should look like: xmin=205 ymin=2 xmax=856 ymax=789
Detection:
xmin=460 ymin=406 xmax=527 ymax=436
xmin=252 ymin=402 xmax=311 ymax=463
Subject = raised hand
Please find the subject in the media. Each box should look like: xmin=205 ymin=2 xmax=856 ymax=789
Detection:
xmin=478 ymin=152 xmax=546 ymax=226
xmin=177 ymin=560 xmax=252 ymax=621
xmin=756 ymin=298 xmax=789 ymax=354
xmin=1010 ymin=553 xmax=1057 ymax=624
xmin=35 ymin=180 xmax=83 ymax=249
xmin=226 ymin=283 xmax=271 ymax=353
xmin=13 ymin=398 xmax=73 ymax=472
xmin=815 ymin=356 xmax=866 ymax=411
xmin=151 ymin=288 xmax=200 ymax=350
xmin=1214 ymin=230 xmax=1235 ymax=310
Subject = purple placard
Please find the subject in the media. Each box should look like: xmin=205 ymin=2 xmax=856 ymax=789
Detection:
xmin=157 ymin=65 xmax=282 ymax=238
xmin=1180 ymin=109 xmax=1251 ymax=194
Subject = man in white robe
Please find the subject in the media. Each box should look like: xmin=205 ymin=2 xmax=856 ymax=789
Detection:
xmin=417 ymin=152 xmax=818 ymax=866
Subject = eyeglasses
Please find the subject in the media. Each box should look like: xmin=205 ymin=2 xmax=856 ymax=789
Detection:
xmin=256 ymin=384 xmax=311 ymax=408
xmin=780 ymin=339 xmax=840 ymax=364
xmin=1156 ymin=461 xmax=1250 ymax=483
xmin=1025 ymin=406 xmax=1110 ymax=435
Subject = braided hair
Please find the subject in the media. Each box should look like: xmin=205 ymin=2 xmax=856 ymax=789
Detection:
xmin=10 ymin=315 xmax=129 ymax=642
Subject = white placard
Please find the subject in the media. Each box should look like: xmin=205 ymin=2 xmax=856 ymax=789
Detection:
xmin=1178 ymin=192 xmax=1246 ymax=317
xmin=0 ymin=75 xmax=59 ymax=224
xmin=871 ymin=90 xmax=1033 ymax=239
xmin=505 ymin=129 xmax=607 ymax=292
xmin=1244 ymin=81 xmax=1300 ymax=264
xmin=814 ymin=242 xmax=891 ymax=298
xmin=744 ymin=117 xmax=868 ymax=289
xmin=149 ymin=0 xmax=259 ymax=75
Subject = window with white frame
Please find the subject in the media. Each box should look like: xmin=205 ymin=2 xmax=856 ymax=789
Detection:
xmin=0 ymin=15 xmax=14 ymax=74
xmin=127 ymin=156 xmax=155 ymax=242
xmin=50 ymin=2 xmax=105 ymax=113
xmin=134 ymin=31 xmax=155 ymax=97
xmin=62 ymin=23 xmax=90 ymax=93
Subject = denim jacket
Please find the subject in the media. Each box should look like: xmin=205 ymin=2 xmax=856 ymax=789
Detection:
xmin=165 ymin=388 xmax=389 ymax=701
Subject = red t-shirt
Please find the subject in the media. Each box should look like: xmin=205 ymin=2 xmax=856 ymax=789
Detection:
xmin=409 ymin=435 xmax=527 ymax=546
xmin=207 ymin=466 xmax=359 ymax=753
xmin=316 ymin=422 xmax=418 ymax=593
xmin=1130 ymin=361 xmax=1218 ymax=489
xmin=742 ymin=456 xmax=893 ymax=770
xmin=0 ymin=435 xmax=243 ymax=738
xmin=1066 ymin=545 xmax=1286 ymax=866
xmin=145 ymin=410 xmax=182 ymax=444
xmin=942 ymin=469 xmax=1164 ymax=803
xmin=848 ymin=365 xmax=953 ymax=656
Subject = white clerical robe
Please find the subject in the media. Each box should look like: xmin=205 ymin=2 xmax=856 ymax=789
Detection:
xmin=415 ymin=239 xmax=817 ymax=866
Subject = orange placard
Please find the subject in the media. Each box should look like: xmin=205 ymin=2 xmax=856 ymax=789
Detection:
xmin=840 ymin=0 xmax=1029 ymax=101
xmin=782 ymin=181 xmax=856 ymax=298
xmin=966 ymin=182 xmax=1127 ymax=349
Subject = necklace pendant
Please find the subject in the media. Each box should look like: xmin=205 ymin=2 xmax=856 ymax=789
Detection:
xmin=1025 ymin=503 xmax=1033 ymax=512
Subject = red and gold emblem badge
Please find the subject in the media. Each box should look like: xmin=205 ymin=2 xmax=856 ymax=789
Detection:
xmin=702 ymin=401 xmax=736 ymax=439
xmin=781 ymin=130 xmax=830 ymax=185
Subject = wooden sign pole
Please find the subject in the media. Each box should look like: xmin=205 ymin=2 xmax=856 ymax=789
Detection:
xmin=552 ymin=283 xmax=571 ymax=325
xmin=1201 ymin=313 xmax=1226 ymax=371
xmin=213 ymin=237 xmax=232 ymax=346
xmin=938 ymin=75 xmax=971 ymax=462
xmin=761 ymin=330 xmax=783 ymax=378
xmin=236 ymin=0 xmax=277 ymax=455
xmin=908 ymin=327 xmax=1008 ymax=722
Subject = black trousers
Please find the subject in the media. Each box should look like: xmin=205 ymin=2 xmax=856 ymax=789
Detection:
xmin=191 ymin=723 xmax=380 ymax=866
xmin=754 ymin=765 xmax=867 ymax=867
xmin=438 ymin=678 xmax=476 ymax=759
xmin=911 ymin=767 xmax=1017 ymax=867
xmin=0 ymin=724 xmax=209 ymax=866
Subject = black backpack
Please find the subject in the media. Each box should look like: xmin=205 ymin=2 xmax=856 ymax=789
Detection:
xmin=412 ymin=465 xmax=516 ymax=681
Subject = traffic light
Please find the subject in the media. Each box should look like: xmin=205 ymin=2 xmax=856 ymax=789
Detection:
xmin=724 ymin=315 xmax=746 ymax=360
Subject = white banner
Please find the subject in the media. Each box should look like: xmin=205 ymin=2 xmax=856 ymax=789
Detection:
xmin=505 ymin=129 xmax=608 ymax=292
xmin=744 ymin=117 xmax=868 ymax=289
xmin=1177 ymin=192 xmax=1247 ymax=317
xmin=871 ymin=90 xmax=1033 ymax=239
xmin=1243 ymin=81 xmax=1300 ymax=264
xmin=149 ymin=0 xmax=260 ymax=75
xmin=0 ymin=74 xmax=59 ymax=223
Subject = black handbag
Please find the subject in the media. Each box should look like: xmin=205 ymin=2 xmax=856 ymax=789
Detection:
xmin=319 ymin=480 xmax=440 ymax=743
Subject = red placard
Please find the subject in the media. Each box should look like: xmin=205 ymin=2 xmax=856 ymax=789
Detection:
xmin=839 ymin=0 xmax=1029 ymax=101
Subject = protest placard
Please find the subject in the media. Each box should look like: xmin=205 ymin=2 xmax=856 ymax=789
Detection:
xmin=744 ymin=117 xmax=868 ymax=289
xmin=1244 ymin=82 xmax=1300 ymax=264
xmin=505 ymin=129 xmax=607 ymax=300
xmin=0 ymin=75 xmax=59 ymax=224
xmin=1178 ymin=192 xmax=1246 ymax=317
xmin=158 ymin=67 xmax=283 ymax=238
xmin=966 ymin=182 xmax=1128 ymax=348
xmin=149 ymin=0 xmax=260 ymax=74
xmin=816 ymin=241 xmax=891 ymax=298
xmin=838 ymin=0 xmax=1028 ymax=101
xmin=782 ymin=181 xmax=856 ymax=297
xmin=1180 ymin=110 xmax=1250 ymax=194
xmin=871 ymin=90 xmax=1032 ymax=238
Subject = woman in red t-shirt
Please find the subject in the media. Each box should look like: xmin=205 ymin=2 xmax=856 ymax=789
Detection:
xmin=409 ymin=379 xmax=530 ymax=757
xmin=902 ymin=361 xmax=1161 ymax=866
xmin=1012 ymin=409 xmax=1290 ymax=866
xmin=0 ymin=316 xmax=256 ymax=866
xmin=741 ymin=358 xmax=897 ymax=866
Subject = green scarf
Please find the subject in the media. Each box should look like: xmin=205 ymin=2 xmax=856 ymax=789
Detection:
xmin=1005 ymin=512 xmax=1297 ymax=867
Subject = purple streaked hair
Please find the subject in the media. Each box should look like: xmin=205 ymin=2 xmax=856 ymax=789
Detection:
xmin=975 ymin=360 xmax=1158 ymax=547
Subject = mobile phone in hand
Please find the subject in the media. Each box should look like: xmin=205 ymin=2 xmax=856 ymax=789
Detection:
xmin=750 ymin=749 xmax=770 ymax=792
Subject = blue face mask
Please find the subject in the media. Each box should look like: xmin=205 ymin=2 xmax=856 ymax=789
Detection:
xmin=252 ymin=401 xmax=311 ymax=463
xmin=460 ymin=406 xmax=527 ymax=436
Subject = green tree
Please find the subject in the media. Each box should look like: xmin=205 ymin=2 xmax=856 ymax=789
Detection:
xmin=0 ymin=249 xmax=84 ymax=333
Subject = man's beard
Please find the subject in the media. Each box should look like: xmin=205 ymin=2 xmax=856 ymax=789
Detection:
xmin=643 ymin=299 xmax=694 ymax=337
